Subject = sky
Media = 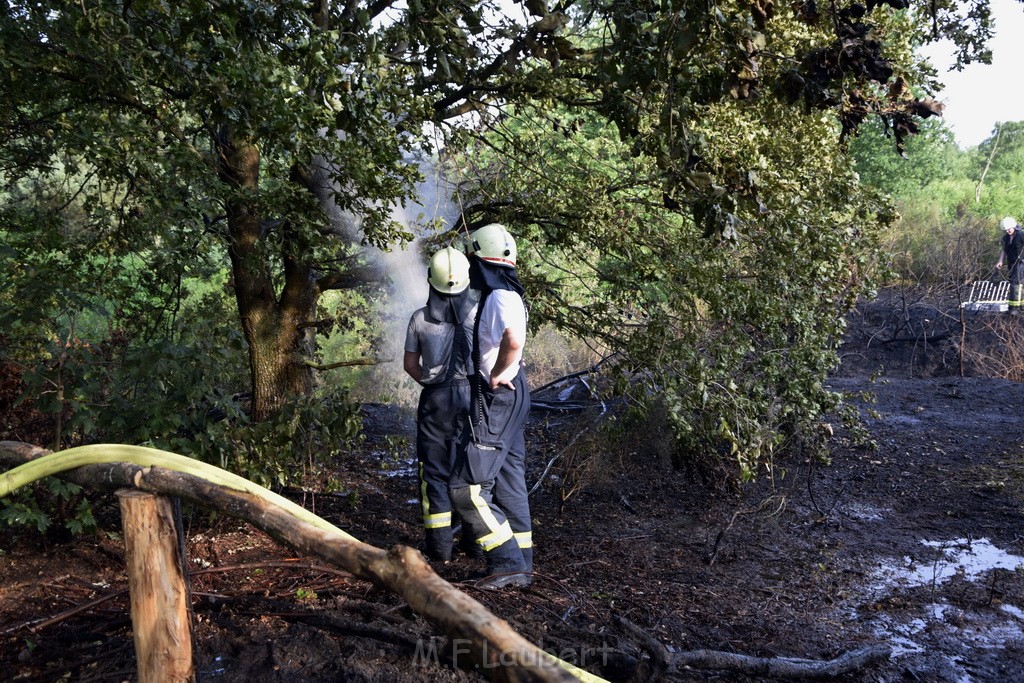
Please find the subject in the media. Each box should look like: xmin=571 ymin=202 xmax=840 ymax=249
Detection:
xmin=918 ymin=0 xmax=1024 ymax=148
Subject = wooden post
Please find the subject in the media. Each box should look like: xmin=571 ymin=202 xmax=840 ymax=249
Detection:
xmin=117 ymin=489 xmax=196 ymax=683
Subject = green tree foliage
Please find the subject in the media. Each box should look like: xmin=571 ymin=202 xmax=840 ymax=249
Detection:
xmin=849 ymin=117 xmax=973 ymax=283
xmin=440 ymin=0 xmax=988 ymax=481
xmin=852 ymin=118 xmax=966 ymax=197
xmin=0 ymin=0 xmax=1002 ymax=487
xmin=455 ymin=87 xmax=885 ymax=481
xmin=1 ymin=0 xmax=437 ymax=425
xmin=970 ymin=122 xmax=1024 ymax=220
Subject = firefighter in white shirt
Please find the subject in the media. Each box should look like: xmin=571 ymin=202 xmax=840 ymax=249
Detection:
xmin=449 ymin=224 xmax=533 ymax=589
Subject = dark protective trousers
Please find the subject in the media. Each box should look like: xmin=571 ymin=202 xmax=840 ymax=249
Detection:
xmin=449 ymin=366 xmax=532 ymax=572
xmin=493 ymin=421 xmax=532 ymax=570
xmin=417 ymin=379 xmax=470 ymax=542
xmin=1010 ymin=263 xmax=1024 ymax=308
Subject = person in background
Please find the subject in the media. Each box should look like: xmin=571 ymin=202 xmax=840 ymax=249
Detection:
xmin=449 ymin=223 xmax=533 ymax=589
xmin=403 ymin=247 xmax=476 ymax=562
xmin=996 ymin=216 xmax=1024 ymax=311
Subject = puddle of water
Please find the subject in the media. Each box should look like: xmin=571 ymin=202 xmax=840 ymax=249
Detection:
xmin=967 ymin=618 xmax=1024 ymax=648
xmin=202 ymin=655 xmax=226 ymax=677
xmin=886 ymin=633 xmax=925 ymax=656
xmin=842 ymin=503 xmax=885 ymax=521
xmin=883 ymin=414 xmax=922 ymax=427
xmin=867 ymin=599 xmax=1024 ymax=679
xmin=377 ymin=454 xmax=417 ymax=478
xmin=860 ymin=537 xmax=1024 ymax=676
xmin=872 ymin=537 xmax=1024 ymax=589
xmin=865 ymin=611 xmax=927 ymax=655
xmin=1002 ymin=604 xmax=1024 ymax=622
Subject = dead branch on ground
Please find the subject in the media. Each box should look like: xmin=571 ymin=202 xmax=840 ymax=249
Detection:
xmin=615 ymin=615 xmax=890 ymax=679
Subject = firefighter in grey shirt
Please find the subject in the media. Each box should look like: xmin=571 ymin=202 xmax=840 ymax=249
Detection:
xmin=404 ymin=247 xmax=477 ymax=561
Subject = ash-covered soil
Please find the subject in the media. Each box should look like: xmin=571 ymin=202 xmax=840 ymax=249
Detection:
xmin=4 ymin=295 xmax=1024 ymax=682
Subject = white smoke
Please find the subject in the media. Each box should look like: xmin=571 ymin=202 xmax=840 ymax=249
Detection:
xmin=374 ymin=156 xmax=462 ymax=390
xmin=309 ymin=151 xmax=461 ymax=401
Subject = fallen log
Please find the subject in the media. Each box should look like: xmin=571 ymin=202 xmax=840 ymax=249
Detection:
xmin=614 ymin=615 xmax=890 ymax=679
xmin=673 ymin=646 xmax=892 ymax=678
xmin=0 ymin=442 xmax=602 ymax=683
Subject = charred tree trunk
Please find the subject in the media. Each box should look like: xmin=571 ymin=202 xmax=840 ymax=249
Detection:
xmin=117 ymin=489 xmax=195 ymax=683
xmin=216 ymin=125 xmax=317 ymax=422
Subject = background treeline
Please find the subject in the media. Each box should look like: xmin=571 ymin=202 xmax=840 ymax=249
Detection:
xmin=851 ymin=118 xmax=1024 ymax=288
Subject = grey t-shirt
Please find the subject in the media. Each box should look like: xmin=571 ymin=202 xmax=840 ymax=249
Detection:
xmin=404 ymin=303 xmax=477 ymax=385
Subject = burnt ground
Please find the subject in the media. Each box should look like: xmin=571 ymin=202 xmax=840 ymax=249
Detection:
xmin=4 ymin=294 xmax=1024 ymax=682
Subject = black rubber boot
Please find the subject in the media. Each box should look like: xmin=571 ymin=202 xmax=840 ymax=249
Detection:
xmin=520 ymin=547 xmax=533 ymax=575
xmin=457 ymin=534 xmax=484 ymax=558
xmin=423 ymin=527 xmax=454 ymax=562
xmin=478 ymin=539 xmax=530 ymax=589
xmin=451 ymin=522 xmax=483 ymax=558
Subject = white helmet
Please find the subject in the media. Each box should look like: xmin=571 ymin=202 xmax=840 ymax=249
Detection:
xmin=1002 ymin=216 xmax=1018 ymax=231
xmin=427 ymin=247 xmax=470 ymax=294
xmin=468 ymin=223 xmax=517 ymax=267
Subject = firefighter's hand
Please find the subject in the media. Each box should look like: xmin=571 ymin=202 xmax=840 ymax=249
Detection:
xmin=997 ymin=263 xmax=1004 ymax=270
xmin=489 ymin=375 xmax=514 ymax=391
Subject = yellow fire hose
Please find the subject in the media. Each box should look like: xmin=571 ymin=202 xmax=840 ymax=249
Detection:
xmin=0 ymin=444 xmax=608 ymax=683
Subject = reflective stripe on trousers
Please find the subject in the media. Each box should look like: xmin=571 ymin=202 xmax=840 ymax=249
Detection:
xmin=417 ymin=379 xmax=470 ymax=529
xmin=449 ymin=366 xmax=532 ymax=550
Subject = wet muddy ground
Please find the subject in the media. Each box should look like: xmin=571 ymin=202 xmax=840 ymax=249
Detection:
xmin=4 ymin=303 xmax=1024 ymax=681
